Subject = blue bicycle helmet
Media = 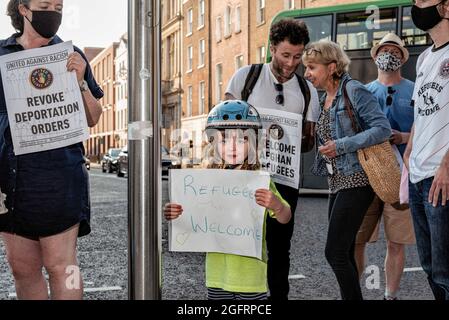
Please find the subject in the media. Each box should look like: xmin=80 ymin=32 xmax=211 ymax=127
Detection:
xmin=205 ymin=100 xmax=262 ymax=130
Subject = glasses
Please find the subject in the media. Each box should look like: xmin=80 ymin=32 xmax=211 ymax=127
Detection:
xmin=304 ymin=48 xmax=322 ymax=56
xmin=386 ymin=86 xmax=396 ymax=106
xmin=274 ymin=83 xmax=284 ymax=105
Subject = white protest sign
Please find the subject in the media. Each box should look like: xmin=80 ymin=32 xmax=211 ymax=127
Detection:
xmin=169 ymin=169 xmax=270 ymax=260
xmin=258 ymin=107 xmax=302 ymax=189
xmin=0 ymin=41 xmax=89 ymax=155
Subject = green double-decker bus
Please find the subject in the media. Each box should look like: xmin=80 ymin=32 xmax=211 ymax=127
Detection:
xmin=269 ymin=0 xmax=431 ymax=192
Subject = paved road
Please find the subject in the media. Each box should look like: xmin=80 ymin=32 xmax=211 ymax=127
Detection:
xmin=0 ymin=168 xmax=434 ymax=300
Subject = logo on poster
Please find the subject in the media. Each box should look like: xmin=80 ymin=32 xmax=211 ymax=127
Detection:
xmin=30 ymin=68 xmax=53 ymax=89
xmin=269 ymin=124 xmax=284 ymax=140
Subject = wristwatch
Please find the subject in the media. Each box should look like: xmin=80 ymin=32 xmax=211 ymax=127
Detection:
xmin=79 ymin=80 xmax=89 ymax=92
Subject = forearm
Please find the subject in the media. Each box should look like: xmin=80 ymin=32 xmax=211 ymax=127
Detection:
xmin=82 ymin=90 xmax=102 ymax=127
xmin=441 ymin=150 xmax=449 ymax=169
xmin=403 ymin=125 xmax=414 ymax=170
xmin=273 ymin=204 xmax=292 ymax=224
xmin=335 ymin=126 xmax=391 ymax=155
xmin=224 ymin=93 xmax=236 ymax=100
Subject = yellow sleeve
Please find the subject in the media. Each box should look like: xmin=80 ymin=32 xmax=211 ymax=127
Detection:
xmin=267 ymin=180 xmax=291 ymax=218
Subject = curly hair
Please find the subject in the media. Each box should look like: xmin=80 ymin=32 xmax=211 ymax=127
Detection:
xmin=269 ymin=18 xmax=310 ymax=47
xmin=7 ymin=0 xmax=31 ymax=33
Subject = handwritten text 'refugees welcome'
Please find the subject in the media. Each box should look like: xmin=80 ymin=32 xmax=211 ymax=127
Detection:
xmin=183 ymin=175 xmax=258 ymax=199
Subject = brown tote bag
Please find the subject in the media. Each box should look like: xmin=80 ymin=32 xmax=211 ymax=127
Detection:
xmin=343 ymin=81 xmax=401 ymax=204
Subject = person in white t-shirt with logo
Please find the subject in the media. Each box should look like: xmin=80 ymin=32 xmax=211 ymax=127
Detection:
xmin=404 ymin=0 xmax=449 ymax=300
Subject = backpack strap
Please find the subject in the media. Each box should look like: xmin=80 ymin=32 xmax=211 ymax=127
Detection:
xmin=295 ymin=74 xmax=311 ymax=124
xmin=342 ymin=79 xmax=362 ymax=133
xmin=241 ymin=64 xmax=264 ymax=102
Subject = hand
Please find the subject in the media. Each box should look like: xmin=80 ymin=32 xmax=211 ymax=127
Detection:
xmin=164 ymin=203 xmax=183 ymax=220
xmin=67 ymin=52 xmax=87 ymax=82
xmin=255 ymin=189 xmax=283 ymax=212
xmin=390 ymin=129 xmax=404 ymax=145
xmin=428 ymin=163 xmax=449 ymax=207
xmin=318 ymin=140 xmax=337 ymax=159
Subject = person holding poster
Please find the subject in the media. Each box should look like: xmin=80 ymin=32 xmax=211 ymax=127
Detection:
xmin=225 ymin=18 xmax=320 ymax=300
xmin=164 ymin=100 xmax=292 ymax=300
xmin=302 ymin=40 xmax=391 ymax=300
xmin=0 ymin=0 xmax=103 ymax=300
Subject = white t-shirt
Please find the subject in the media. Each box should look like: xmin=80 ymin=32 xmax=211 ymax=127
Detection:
xmin=409 ymin=43 xmax=449 ymax=183
xmin=225 ymin=64 xmax=320 ymax=122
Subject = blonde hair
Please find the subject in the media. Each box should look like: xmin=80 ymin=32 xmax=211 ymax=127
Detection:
xmin=203 ymin=129 xmax=260 ymax=170
xmin=302 ymin=40 xmax=350 ymax=78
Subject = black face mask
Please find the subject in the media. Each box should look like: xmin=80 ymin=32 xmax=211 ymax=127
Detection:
xmin=25 ymin=9 xmax=62 ymax=38
xmin=411 ymin=1 xmax=445 ymax=31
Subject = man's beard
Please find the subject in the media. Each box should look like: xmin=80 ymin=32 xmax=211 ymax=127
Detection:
xmin=271 ymin=59 xmax=295 ymax=80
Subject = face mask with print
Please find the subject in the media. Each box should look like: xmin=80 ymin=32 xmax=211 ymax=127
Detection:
xmin=411 ymin=1 xmax=445 ymax=31
xmin=375 ymin=52 xmax=402 ymax=72
xmin=25 ymin=8 xmax=62 ymax=38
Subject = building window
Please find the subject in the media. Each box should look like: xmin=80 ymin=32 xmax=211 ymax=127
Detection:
xmin=199 ymin=39 xmax=205 ymax=67
xmin=257 ymin=0 xmax=265 ymax=25
xmin=187 ymin=46 xmax=193 ymax=72
xmin=199 ymin=81 xmax=205 ymax=114
xmin=187 ymin=8 xmax=193 ymax=35
xmin=216 ymin=16 xmax=222 ymax=42
xmin=198 ymin=0 xmax=205 ymax=28
xmin=224 ymin=6 xmax=231 ymax=37
xmin=235 ymin=6 xmax=241 ymax=33
xmin=285 ymin=0 xmax=295 ymax=10
xmin=257 ymin=46 xmax=266 ymax=63
xmin=187 ymin=86 xmax=193 ymax=117
xmin=235 ymin=55 xmax=244 ymax=70
xmin=216 ymin=64 xmax=223 ymax=104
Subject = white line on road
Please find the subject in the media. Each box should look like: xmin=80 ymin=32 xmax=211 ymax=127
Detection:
xmin=404 ymin=267 xmax=424 ymax=272
xmin=8 ymin=286 xmax=123 ymax=298
xmin=288 ymin=274 xmax=306 ymax=280
xmin=89 ymin=173 xmax=122 ymax=179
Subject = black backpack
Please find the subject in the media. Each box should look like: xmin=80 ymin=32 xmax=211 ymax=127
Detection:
xmin=241 ymin=63 xmax=314 ymax=152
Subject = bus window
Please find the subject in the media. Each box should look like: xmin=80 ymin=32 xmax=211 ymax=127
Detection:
xmin=297 ymin=15 xmax=332 ymax=42
xmin=336 ymin=8 xmax=397 ymax=50
xmin=401 ymin=6 xmax=432 ymax=46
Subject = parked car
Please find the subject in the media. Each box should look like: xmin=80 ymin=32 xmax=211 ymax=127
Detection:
xmin=117 ymin=146 xmax=128 ymax=177
xmin=101 ymin=148 xmax=122 ymax=173
xmin=116 ymin=145 xmax=175 ymax=178
xmin=84 ymin=156 xmax=90 ymax=170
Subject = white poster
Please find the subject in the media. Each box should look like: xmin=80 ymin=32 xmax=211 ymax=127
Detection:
xmin=258 ymin=107 xmax=302 ymax=189
xmin=169 ymin=169 xmax=270 ymax=260
xmin=0 ymin=41 xmax=89 ymax=155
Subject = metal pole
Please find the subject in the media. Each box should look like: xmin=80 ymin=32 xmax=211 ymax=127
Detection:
xmin=128 ymin=0 xmax=161 ymax=300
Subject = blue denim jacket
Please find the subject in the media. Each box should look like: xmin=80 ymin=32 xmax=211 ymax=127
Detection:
xmin=318 ymin=73 xmax=391 ymax=176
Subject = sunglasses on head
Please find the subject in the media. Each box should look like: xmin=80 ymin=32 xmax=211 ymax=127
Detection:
xmin=304 ymin=48 xmax=322 ymax=56
xmin=274 ymin=83 xmax=284 ymax=105
xmin=386 ymin=86 xmax=396 ymax=106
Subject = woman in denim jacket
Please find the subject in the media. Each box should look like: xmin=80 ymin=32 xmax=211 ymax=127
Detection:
xmin=302 ymin=40 xmax=391 ymax=300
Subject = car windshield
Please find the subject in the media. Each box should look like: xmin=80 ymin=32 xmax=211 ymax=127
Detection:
xmin=110 ymin=149 xmax=121 ymax=157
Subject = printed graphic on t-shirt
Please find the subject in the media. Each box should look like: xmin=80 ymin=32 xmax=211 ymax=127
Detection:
xmin=410 ymin=46 xmax=449 ymax=183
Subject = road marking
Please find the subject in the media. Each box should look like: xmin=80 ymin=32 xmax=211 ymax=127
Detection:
xmin=288 ymin=274 xmax=306 ymax=280
xmin=103 ymin=214 xmax=125 ymax=218
xmin=89 ymin=173 xmax=122 ymax=179
xmin=8 ymin=286 xmax=123 ymax=298
xmin=404 ymin=267 xmax=423 ymax=272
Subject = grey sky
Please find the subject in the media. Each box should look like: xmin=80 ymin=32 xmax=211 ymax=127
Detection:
xmin=0 ymin=0 xmax=127 ymax=50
